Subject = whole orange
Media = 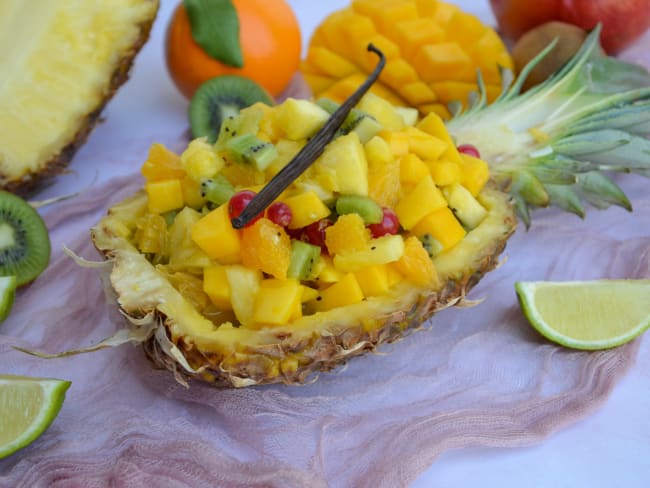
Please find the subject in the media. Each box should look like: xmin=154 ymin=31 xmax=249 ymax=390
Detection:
xmin=165 ymin=0 xmax=302 ymax=99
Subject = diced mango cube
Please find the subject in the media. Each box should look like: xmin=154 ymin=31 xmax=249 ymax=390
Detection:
xmin=393 ymin=236 xmax=440 ymax=287
xmin=314 ymin=255 xmax=345 ymax=285
xmin=181 ymin=138 xmax=224 ymax=181
xmin=380 ymin=130 xmax=410 ymax=157
xmin=400 ymin=153 xmax=430 ymax=185
xmin=283 ymin=191 xmax=331 ymax=229
xmin=412 ymin=206 xmax=467 ymax=251
xmin=203 ymin=265 xmax=232 ymax=310
xmin=276 ymin=98 xmax=330 ymax=140
xmin=354 ymin=265 xmax=390 ymax=297
xmin=191 ymin=204 xmax=241 ymax=263
xmin=416 ymin=112 xmax=463 ymax=163
xmin=253 ymin=279 xmax=303 ymax=326
xmin=145 ymin=179 xmax=184 ymax=214
xmin=312 ymin=273 xmax=364 ymax=312
xmin=459 ymin=153 xmax=490 ymax=196
xmin=325 ymin=213 xmax=371 ymax=255
xmin=405 ymin=127 xmax=448 ymax=160
xmin=333 ymin=234 xmax=405 ymax=272
xmin=428 ymin=159 xmax=462 ymax=186
xmin=395 ymin=175 xmax=447 ymax=229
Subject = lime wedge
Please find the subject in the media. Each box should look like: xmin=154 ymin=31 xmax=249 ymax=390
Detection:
xmin=0 ymin=375 xmax=71 ymax=459
xmin=0 ymin=275 xmax=17 ymax=323
xmin=515 ymin=280 xmax=650 ymax=350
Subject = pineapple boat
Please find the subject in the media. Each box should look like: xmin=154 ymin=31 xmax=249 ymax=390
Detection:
xmin=91 ymin=30 xmax=650 ymax=387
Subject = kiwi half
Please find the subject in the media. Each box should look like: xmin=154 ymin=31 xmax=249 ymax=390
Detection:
xmin=189 ymin=75 xmax=274 ymax=143
xmin=0 ymin=192 xmax=50 ymax=286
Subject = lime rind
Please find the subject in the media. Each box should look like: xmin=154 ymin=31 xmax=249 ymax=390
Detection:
xmin=515 ymin=280 xmax=650 ymax=350
xmin=0 ymin=375 xmax=71 ymax=459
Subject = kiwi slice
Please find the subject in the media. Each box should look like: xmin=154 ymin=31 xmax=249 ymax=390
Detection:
xmin=0 ymin=275 xmax=17 ymax=323
xmin=189 ymin=75 xmax=274 ymax=143
xmin=0 ymin=191 xmax=50 ymax=286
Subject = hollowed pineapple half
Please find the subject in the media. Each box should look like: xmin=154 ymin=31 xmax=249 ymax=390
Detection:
xmin=301 ymin=0 xmax=513 ymax=119
xmin=91 ymin=94 xmax=516 ymax=387
xmin=0 ymin=0 xmax=159 ymax=195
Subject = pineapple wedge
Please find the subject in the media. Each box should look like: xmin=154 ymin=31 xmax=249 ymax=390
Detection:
xmin=0 ymin=0 xmax=159 ymax=195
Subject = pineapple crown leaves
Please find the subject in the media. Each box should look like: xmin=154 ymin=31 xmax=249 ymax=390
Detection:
xmin=446 ymin=25 xmax=650 ymax=228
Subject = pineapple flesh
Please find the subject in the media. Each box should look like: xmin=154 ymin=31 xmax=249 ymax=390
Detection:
xmin=0 ymin=0 xmax=159 ymax=195
xmin=91 ymin=95 xmax=516 ymax=387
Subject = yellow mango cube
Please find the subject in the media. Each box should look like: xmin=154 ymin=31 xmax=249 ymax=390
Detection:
xmin=354 ymin=265 xmax=390 ymax=297
xmin=394 ymin=18 xmax=445 ymax=60
xmin=416 ymin=112 xmax=463 ymax=163
xmin=393 ymin=236 xmax=440 ymax=287
xmin=380 ymin=130 xmax=410 ymax=157
xmin=405 ymin=127 xmax=448 ymax=161
xmin=283 ymin=191 xmax=331 ymax=229
xmin=381 ymin=58 xmax=419 ymax=89
xmin=400 ymin=153 xmax=430 ymax=185
xmin=395 ymin=175 xmax=447 ymax=229
xmin=312 ymin=273 xmax=364 ymax=312
xmin=203 ymin=265 xmax=232 ymax=310
xmin=459 ymin=153 xmax=490 ymax=196
xmin=191 ymin=204 xmax=241 ymax=263
xmin=325 ymin=213 xmax=371 ymax=255
xmin=306 ymin=46 xmax=359 ymax=78
xmin=181 ymin=138 xmax=224 ymax=181
xmin=412 ymin=42 xmax=474 ymax=83
xmin=399 ymin=81 xmax=438 ymax=106
xmin=253 ymin=279 xmax=303 ymax=326
xmin=314 ymin=256 xmax=345 ymax=285
xmin=428 ymin=159 xmax=462 ymax=186
xmin=412 ymin=207 xmax=467 ymax=251
xmin=145 ymin=179 xmax=184 ymax=214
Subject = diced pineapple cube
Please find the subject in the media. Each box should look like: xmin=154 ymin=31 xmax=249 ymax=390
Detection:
xmin=405 ymin=127 xmax=448 ymax=160
xmin=168 ymin=208 xmax=213 ymax=270
xmin=443 ymin=183 xmax=488 ymax=229
xmin=180 ymin=175 xmax=206 ymax=209
xmin=400 ymin=153 xmax=430 ymax=185
xmin=191 ymin=204 xmax=241 ymax=263
xmin=333 ymin=234 xmax=405 ymax=272
xmin=276 ymin=98 xmax=330 ymax=140
xmin=316 ymin=132 xmax=368 ymax=196
xmin=364 ymin=135 xmax=393 ymax=166
xmin=412 ymin=206 xmax=467 ymax=251
xmin=312 ymin=273 xmax=364 ymax=312
xmin=393 ymin=236 xmax=440 ymax=287
xmin=395 ymin=175 xmax=447 ymax=229
xmin=357 ymin=92 xmax=405 ymax=131
xmin=367 ymin=147 xmax=401 ymax=208
xmin=416 ymin=112 xmax=463 ymax=163
xmin=224 ymin=265 xmax=262 ymax=326
xmin=314 ymin=255 xmax=345 ymax=285
xmin=283 ymin=191 xmax=331 ymax=229
xmin=181 ymin=138 xmax=224 ymax=181
xmin=459 ymin=153 xmax=490 ymax=196
xmin=325 ymin=213 xmax=371 ymax=255
xmin=145 ymin=179 xmax=184 ymax=214
xmin=253 ymin=279 xmax=303 ymax=326
xmin=203 ymin=265 xmax=232 ymax=310
xmin=266 ymin=139 xmax=305 ymax=176
xmin=428 ymin=159 xmax=462 ymax=186
xmin=395 ymin=107 xmax=419 ymax=127
xmin=354 ymin=264 xmax=390 ymax=297
xmin=141 ymin=143 xmax=185 ymax=181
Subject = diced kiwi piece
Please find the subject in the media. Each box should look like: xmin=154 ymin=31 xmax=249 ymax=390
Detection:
xmin=335 ymin=195 xmax=383 ymax=224
xmin=287 ymin=240 xmax=321 ymax=280
xmin=0 ymin=191 xmax=50 ymax=286
xmin=225 ymin=134 xmax=278 ymax=171
xmin=189 ymin=75 xmax=273 ymax=143
xmin=200 ymin=174 xmax=235 ymax=206
xmin=419 ymin=233 xmax=443 ymax=258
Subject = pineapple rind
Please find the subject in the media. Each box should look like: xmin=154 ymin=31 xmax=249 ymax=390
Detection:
xmin=91 ymin=187 xmax=515 ymax=387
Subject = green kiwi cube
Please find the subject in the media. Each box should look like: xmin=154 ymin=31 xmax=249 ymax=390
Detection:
xmin=335 ymin=195 xmax=383 ymax=224
xmin=225 ymin=134 xmax=278 ymax=171
xmin=287 ymin=240 xmax=321 ymax=280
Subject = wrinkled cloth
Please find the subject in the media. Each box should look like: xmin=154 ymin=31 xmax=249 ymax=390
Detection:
xmin=1 ymin=36 xmax=650 ymax=488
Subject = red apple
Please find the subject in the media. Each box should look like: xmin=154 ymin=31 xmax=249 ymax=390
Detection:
xmin=489 ymin=0 xmax=650 ymax=54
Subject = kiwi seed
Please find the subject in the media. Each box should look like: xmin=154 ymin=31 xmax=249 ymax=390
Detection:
xmin=0 ymin=191 xmax=50 ymax=286
xmin=189 ymin=75 xmax=274 ymax=143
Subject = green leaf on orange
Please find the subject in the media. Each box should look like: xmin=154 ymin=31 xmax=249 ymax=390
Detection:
xmin=184 ymin=0 xmax=243 ymax=68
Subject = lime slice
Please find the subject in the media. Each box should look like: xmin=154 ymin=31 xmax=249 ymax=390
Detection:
xmin=0 ymin=375 xmax=71 ymax=459
xmin=0 ymin=275 xmax=17 ymax=323
xmin=515 ymin=279 xmax=650 ymax=350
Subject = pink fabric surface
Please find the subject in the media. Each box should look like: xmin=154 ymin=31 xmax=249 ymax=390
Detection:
xmin=1 ymin=37 xmax=650 ymax=488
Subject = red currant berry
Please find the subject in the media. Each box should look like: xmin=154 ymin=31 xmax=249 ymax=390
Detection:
xmin=266 ymin=202 xmax=293 ymax=227
xmin=228 ymin=190 xmax=262 ymax=227
xmin=304 ymin=218 xmax=332 ymax=250
xmin=457 ymin=144 xmax=480 ymax=158
xmin=368 ymin=208 xmax=400 ymax=237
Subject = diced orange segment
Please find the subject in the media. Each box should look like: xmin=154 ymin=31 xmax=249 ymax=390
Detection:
xmin=354 ymin=265 xmax=390 ymax=296
xmin=395 ymin=174 xmax=447 ymax=229
xmin=411 ymin=206 xmax=467 ymax=251
xmin=428 ymin=159 xmax=462 ymax=186
xmin=253 ymin=279 xmax=303 ymax=325
xmin=405 ymin=126 xmax=448 ymax=160
xmin=241 ymin=218 xmax=291 ymax=279
xmin=283 ymin=191 xmax=331 ymax=229
xmin=145 ymin=179 xmax=184 ymax=214
xmin=400 ymin=153 xmax=430 ymax=185
xmin=459 ymin=153 xmax=490 ymax=196
xmin=141 ymin=143 xmax=184 ymax=181
xmin=393 ymin=236 xmax=439 ymax=287
xmin=413 ymin=42 xmax=474 ymax=83
xmin=203 ymin=265 xmax=232 ymax=310
xmin=312 ymin=273 xmax=364 ymax=312
xmin=325 ymin=213 xmax=371 ymax=255
xmin=191 ymin=204 xmax=241 ymax=263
